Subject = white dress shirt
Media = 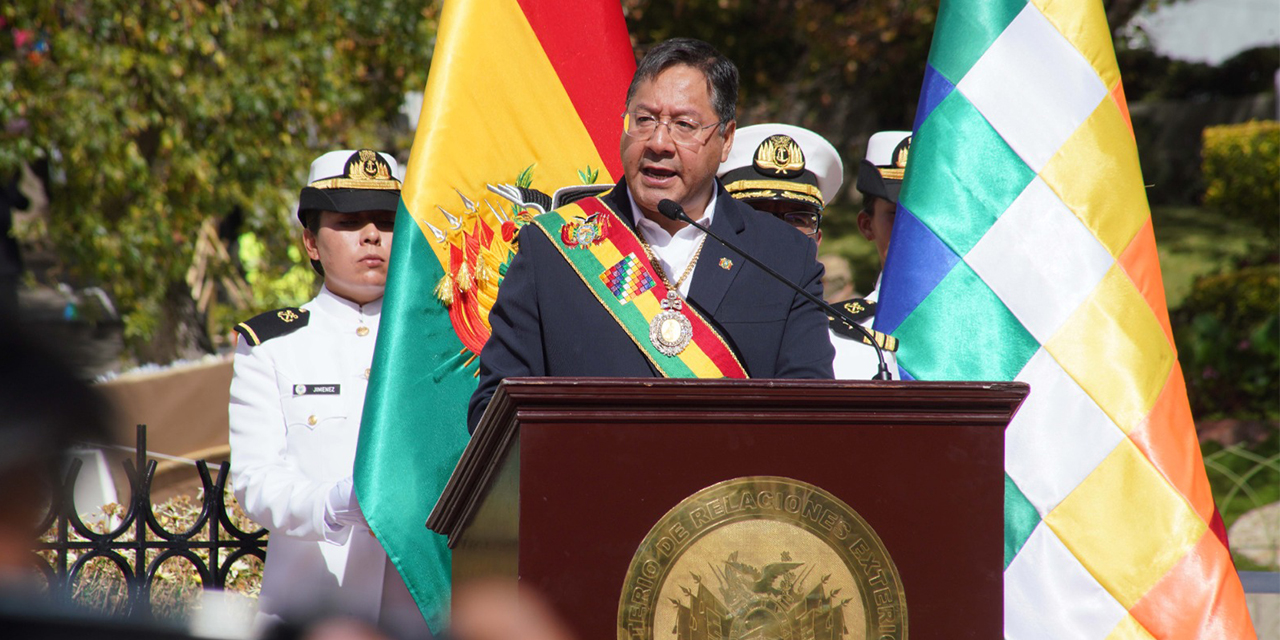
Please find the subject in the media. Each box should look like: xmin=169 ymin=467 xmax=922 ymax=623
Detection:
xmin=627 ymin=189 xmax=718 ymax=298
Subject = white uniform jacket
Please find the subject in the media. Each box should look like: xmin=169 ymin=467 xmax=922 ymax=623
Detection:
xmin=229 ymin=286 xmax=408 ymax=625
xmin=830 ymin=281 xmax=898 ymax=380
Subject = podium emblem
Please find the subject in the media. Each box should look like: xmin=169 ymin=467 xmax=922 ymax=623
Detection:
xmin=618 ymin=476 xmax=906 ymax=640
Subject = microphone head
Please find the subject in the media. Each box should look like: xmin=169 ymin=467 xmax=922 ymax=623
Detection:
xmin=657 ymin=199 xmax=685 ymax=221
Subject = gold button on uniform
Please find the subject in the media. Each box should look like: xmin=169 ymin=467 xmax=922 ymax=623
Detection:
xmin=356 ymin=326 xmax=370 ymax=337
xmin=307 ymin=415 xmax=317 ymax=426
xmin=363 ymin=368 xmax=371 ymax=380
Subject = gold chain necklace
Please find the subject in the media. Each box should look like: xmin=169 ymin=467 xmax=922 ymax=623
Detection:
xmin=638 ymin=234 xmax=708 ymax=292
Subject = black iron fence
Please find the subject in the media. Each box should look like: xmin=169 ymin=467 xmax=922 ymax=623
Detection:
xmin=34 ymin=425 xmax=267 ymax=616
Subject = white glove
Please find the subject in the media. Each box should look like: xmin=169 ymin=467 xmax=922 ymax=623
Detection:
xmin=324 ymin=476 xmax=366 ymax=530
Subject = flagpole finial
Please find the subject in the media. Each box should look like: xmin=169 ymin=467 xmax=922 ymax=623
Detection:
xmin=436 ymin=205 xmax=462 ymax=230
xmin=423 ymin=219 xmax=447 ymax=244
xmin=454 ymin=188 xmax=478 ymax=213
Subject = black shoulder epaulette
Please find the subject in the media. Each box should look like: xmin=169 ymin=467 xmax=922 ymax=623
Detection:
xmin=828 ymin=298 xmax=898 ymax=353
xmin=832 ymin=297 xmax=876 ymax=323
xmin=234 ymin=307 xmax=310 ymax=346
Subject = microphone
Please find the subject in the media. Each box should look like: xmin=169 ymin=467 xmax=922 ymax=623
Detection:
xmin=657 ymin=199 xmax=892 ymax=381
xmin=656 ymin=199 xmax=688 ymax=222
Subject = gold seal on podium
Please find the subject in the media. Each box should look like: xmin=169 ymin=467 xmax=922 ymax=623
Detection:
xmin=617 ymin=476 xmax=906 ymax=640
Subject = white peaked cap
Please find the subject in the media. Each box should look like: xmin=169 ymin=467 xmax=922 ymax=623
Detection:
xmin=306 ymin=149 xmax=401 ymax=186
xmin=857 ymin=131 xmax=912 ymax=203
xmin=297 ymin=149 xmax=402 ymax=223
xmin=864 ymin=131 xmax=911 ymax=166
xmin=718 ymin=123 xmax=844 ymax=208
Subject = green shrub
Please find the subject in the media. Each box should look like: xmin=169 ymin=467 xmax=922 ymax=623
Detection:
xmin=1171 ymin=264 xmax=1280 ymax=420
xmin=1202 ymin=121 xmax=1280 ymax=242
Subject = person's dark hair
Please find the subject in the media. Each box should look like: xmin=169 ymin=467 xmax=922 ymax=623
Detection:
xmin=301 ymin=210 xmax=325 ymax=276
xmin=302 ymin=210 xmax=321 ymax=235
xmin=625 ymin=38 xmax=738 ymax=132
xmin=860 ymin=194 xmax=884 ymax=215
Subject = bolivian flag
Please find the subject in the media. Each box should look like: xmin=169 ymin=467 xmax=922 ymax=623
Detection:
xmin=353 ymin=0 xmax=635 ymax=631
xmin=877 ymin=0 xmax=1255 ymax=637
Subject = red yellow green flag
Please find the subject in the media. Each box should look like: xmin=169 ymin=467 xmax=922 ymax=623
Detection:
xmin=353 ymin=0 xmax=635 ymax=631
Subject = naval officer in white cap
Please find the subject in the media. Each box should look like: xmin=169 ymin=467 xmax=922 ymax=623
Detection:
xmin=719 ymin=123 xmax=837 ymax=242
xmin=228 ymin=150 xmax=429 ymax=635
xmin=856 ymin=131 xmax=911 ymax=269
xmin=719 ymin=124 xmax=899 ymax=379
xmin=819 ymin=130 xmax=912 ymax=379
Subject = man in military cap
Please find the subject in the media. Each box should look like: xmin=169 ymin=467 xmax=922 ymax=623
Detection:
xmin=719 ymin=123 xmax=836 ymax=243
xmin=718 ymin=123 xmax=898 ymax=379
xmin=228 ymin=150 xmax=427 ymax=635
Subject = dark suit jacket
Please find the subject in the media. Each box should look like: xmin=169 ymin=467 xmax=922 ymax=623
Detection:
xmin=467 ymin=179 xmax=835 ymax=431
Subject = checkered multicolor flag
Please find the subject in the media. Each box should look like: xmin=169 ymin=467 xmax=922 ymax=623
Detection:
xmin=876 ymin=1 xmax=1257 ymax=637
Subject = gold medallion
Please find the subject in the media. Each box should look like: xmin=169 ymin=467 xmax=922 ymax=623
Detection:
xmin=618 ymin=476 xmax=906 ymax=640
xmin=650 ymin=291 xmax=693 ymax=356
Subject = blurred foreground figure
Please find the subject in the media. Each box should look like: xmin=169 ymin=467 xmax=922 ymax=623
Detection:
xmin=228 ymin=150 xmax=428 ymax=637
xmin=448 ymin=581 xmax=576 ymax=640
xmin=0 ymin=317 xmax=109 ymax=582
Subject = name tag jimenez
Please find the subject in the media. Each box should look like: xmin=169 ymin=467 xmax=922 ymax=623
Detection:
xmin=293 ymin=384 xmax=341 ymax=396
xmin=617 ymin=477 xmax=906 ymax=640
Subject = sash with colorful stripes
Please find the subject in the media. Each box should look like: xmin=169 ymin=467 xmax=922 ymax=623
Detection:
xmin=530 ymin=196 xmax=749 ymax=379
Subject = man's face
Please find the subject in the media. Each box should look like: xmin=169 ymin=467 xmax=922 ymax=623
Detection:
xmin=621 ymin=64 xmax=735 ymax=221
xmin=303 ymin=210 xmax=395 ymax=305
xmin=857 ymin=196 xmax=896 ymax=265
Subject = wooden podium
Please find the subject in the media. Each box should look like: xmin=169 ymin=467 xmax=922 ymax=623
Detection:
xmin=428 ymin=378 xmax=1027 ymax=639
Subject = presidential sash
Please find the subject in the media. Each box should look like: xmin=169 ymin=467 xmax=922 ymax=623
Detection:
xmin=531 ymin=195 xmax=749 ymax=379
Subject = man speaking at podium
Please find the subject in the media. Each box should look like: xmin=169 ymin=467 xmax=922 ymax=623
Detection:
xmin=468 ymin=38 xmax=834 ymax=431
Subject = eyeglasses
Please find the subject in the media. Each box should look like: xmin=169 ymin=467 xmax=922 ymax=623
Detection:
xmin=622 ymin=112 xmax=723 ymax=148
xmin=775 ymin=210 xmax=822 ymax=237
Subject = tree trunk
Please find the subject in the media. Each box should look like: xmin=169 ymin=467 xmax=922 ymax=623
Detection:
xmin=131 ymin=281 xmax=214 ymax=364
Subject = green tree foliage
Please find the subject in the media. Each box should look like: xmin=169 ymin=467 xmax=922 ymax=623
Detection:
xmin=1202 ymin=120 xmax=1280 ymax=243
xmin=1172 ymin=264 xmax=1279 ymax=420
xmin=1116 ymin=46 xmax=1280 ymax=102
xmin=626 ymin=0 xmax=936 ymax=141
xmin=0 ymin=1 xmax=436 ymax=363
xmin=1173 ymin=121 xmax=1280 ymax=421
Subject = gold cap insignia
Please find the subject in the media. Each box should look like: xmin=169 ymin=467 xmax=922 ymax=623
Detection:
xmin=308 ymin=149 xmax=402 ymax=191
xmin=349 ymin=149 xmax=391 ymax=181
xmin=879 ymin=136 xmax=911 ymax=181
xmin=753 ymin=134 xmax=806 ymax=178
